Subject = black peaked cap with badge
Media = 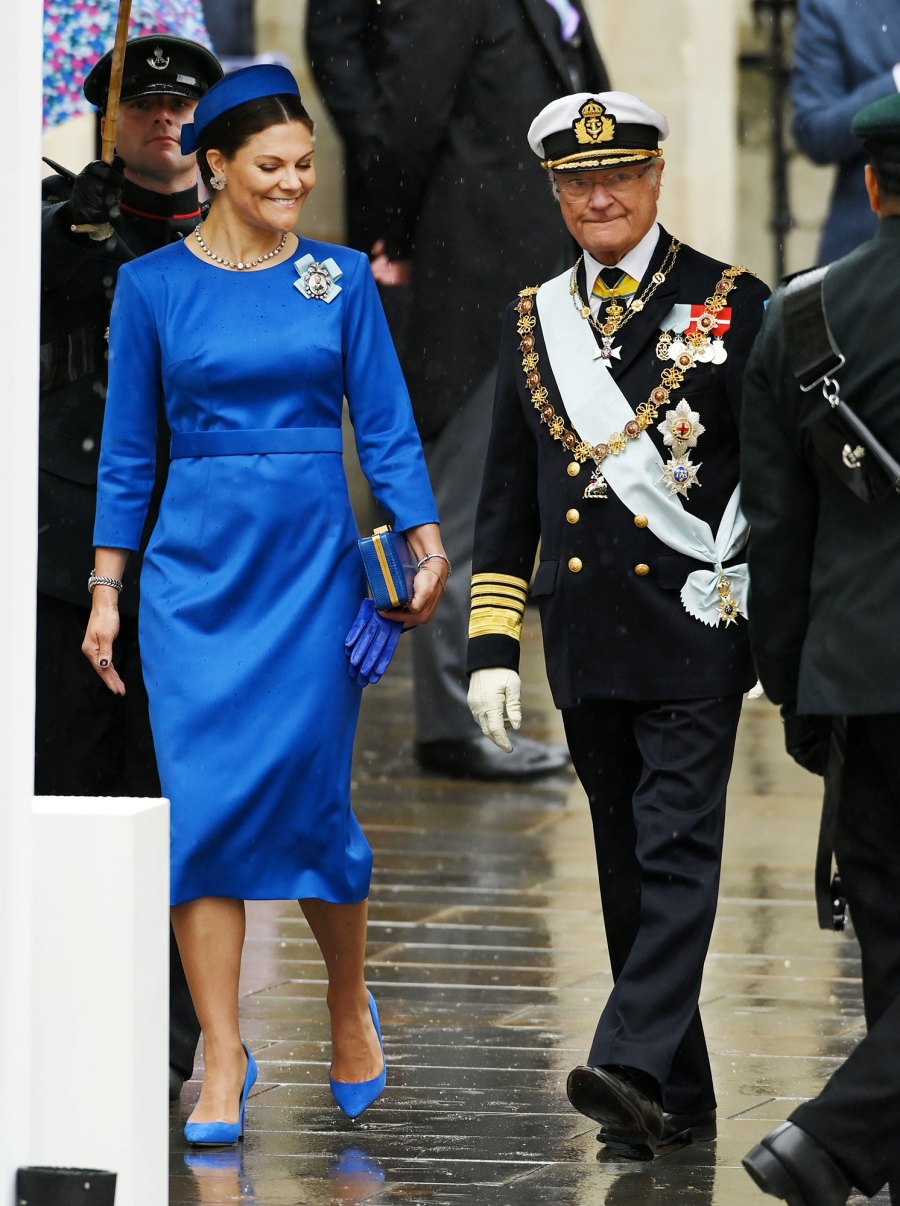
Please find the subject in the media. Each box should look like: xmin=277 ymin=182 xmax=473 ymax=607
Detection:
xmin=83 ymin=34 xmax=223 ymax=110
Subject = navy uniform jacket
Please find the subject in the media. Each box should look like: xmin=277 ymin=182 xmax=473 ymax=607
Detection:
xmin=39 ymin=174 xmax=204 ymax=614
xmin=467 ymin=226 xmax=770 ymax=709
xmin=742 ymin=216 xmax=900 ymax=715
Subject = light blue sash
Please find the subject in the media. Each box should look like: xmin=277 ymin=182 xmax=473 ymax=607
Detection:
xmin=535 ymin=267 xmax=749 ymax=626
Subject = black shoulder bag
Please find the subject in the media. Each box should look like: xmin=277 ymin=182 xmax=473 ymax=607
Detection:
xmin=783 ymin=265 xmax=900 ymax=503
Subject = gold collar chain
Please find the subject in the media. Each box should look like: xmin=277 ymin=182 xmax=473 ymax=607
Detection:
xmin=516 ymin=263 xmax=748 ymax=497
xmin=568 ymin=238 xmax=680 ymax=347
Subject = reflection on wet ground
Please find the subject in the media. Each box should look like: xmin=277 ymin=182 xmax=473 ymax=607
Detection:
xmin=170 ymin=619 xmax=888 ymax=1204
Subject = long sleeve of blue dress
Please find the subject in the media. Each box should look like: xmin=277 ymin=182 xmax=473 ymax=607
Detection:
xmin=340 ymin=254 xmax=438 ymax=531
xmin=93 ymin=265 xmax=162 ymax=550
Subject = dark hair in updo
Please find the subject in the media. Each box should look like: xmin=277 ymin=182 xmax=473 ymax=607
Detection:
xmin=866 ymin=140 xmax=900 ymax=201
xmin=197 ymin=93 xmax=314 ymax=192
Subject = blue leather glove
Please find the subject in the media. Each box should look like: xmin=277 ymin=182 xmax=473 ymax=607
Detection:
xmin=344 ymin=599 xmax=403 ymax=686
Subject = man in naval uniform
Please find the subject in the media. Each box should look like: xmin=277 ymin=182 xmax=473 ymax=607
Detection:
xmin=466 ymin=92 xmax=769 ymax=1157
xmin=38 ymin=35 xmax=222 ymax=1101
xmin=740 ymin=92 xmax=900 ymax=1206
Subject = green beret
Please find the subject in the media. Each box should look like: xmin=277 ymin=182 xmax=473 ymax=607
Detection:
xmin=851 ymin=92 xmax=900 ymax=142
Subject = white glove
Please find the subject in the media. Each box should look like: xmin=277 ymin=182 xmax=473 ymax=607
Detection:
xmin=467 ymin=668 xmax=522 ymax=752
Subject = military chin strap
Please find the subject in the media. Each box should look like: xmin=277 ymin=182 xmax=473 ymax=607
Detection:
xmin=783 ymin=265 xmax=900 ymax=501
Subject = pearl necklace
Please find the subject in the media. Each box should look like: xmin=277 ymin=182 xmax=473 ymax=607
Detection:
xmin=193 ymin=224 xmax=288 ymax=271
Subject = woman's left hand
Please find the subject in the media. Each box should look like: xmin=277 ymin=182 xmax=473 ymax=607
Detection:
xmin=378 ymin=521 xmax=448 ymax=628
xmin=380 ymin=564 xmax=445 ymax=629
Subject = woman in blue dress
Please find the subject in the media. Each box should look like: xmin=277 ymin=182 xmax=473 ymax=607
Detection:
xmin=82 ymin=65 xmax=447 ymax=1144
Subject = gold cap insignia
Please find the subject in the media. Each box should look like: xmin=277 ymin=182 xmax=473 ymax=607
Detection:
xmin=573 ymin=99 xmax=615 ymax=146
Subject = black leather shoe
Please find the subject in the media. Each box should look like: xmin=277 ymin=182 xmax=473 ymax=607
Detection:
xmin=661 ymin=1107 xmax=717 ymax=1145
xmin=415 ymin=734 xmax=570 ymax=781
xmin=742 ymin=1121 xmax=852 ymax=1205
xmin=169 ymin=1066 xmax=186 ymax=1103
xmin=598 ymin=1106 xmax=716 ymax=1151
xmin=567 ymin=1065 xmax=663 ymax=1160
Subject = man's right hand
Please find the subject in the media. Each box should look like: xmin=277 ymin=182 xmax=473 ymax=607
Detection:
xmin=69 ymin=157 xmax=126 ymax=228
xmin=467 ymin=668 xmax=522 ymax=752
xmin=369 ymin=239 xmax=411 ymax=286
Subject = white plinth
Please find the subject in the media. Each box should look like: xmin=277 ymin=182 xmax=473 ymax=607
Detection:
xmin=30 ymin=797 xmax=169 ymax=1206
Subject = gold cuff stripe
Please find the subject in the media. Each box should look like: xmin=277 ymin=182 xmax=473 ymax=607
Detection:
xmin=471 ymin=595 xmax=526 ymax=613
xmin=471 ymin=584 xmax=527 ymax=605
xmin=471 ymin=571 xmax=529 ymax=592
xmin=468 ymin=607 xmax=524 ymax=641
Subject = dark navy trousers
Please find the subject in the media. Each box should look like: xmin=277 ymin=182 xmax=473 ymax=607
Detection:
xmin=563 ymin=694 xmax=743 ymax=1113
xmin=791 ymin=714 xmax=900 ymax=1201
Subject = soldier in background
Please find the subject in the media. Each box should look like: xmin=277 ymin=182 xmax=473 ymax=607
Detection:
xmin=37 ymin=35 xmax=222 ymax=1101
xmin=741 ymin=91 xmax=900 ymax=1206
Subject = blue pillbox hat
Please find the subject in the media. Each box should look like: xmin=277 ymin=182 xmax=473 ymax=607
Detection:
xmin=181 ymin=63 xmax=301 ymax=155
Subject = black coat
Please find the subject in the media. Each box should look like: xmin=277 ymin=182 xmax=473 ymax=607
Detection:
xmin=742 ymin=216 xmax=900 ymax=715
xmin=467 ymin=227 xmax=770 ymax=708
xmin=308 ymin=0 xmax=609 ymax=441
xmin=305 ymin=0 xmax=383 ymax=253
xmin=39 ymin=176 xmax=203 ymax=614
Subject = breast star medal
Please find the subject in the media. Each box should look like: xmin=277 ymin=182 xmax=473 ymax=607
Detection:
xmin=658 ymin=399 xmax=705 ymax=497
xmin=659 ymin=457 xmax=701 ymax=496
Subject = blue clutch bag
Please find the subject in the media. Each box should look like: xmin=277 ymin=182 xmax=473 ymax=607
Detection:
xmin=357 ymin=526 xmax=415 ymax=609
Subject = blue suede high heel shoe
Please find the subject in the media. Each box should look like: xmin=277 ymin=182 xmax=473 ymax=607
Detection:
xmin=329 ymin=992 xmax=386 ymax=1119
xmin=184 ymin=1044 xmax=258 ymax=1147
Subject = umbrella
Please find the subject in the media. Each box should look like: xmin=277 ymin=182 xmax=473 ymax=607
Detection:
xmin=43 ymin=0 xmax=214 ymax=129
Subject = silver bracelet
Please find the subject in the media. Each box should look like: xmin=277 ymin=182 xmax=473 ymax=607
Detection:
xmin=416 ymin=552 xmax=452 ymax=579
xmin=88 ymin=570 xmax=124 ymax=595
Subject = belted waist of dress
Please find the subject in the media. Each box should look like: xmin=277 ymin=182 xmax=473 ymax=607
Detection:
xmin=170 ymin=428 xmax=343 ymax=458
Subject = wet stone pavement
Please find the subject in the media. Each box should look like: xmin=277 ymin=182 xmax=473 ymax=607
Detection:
xmin=169 ymin=618 xmax=888 ymax=1205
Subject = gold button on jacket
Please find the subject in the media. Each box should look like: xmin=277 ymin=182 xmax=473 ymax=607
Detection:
xmin=566 ymin=461 xmax=581 ymax=477
xmin=568 ymin=557 xmax=583 ymax=573
xmin=633 ymin=514 xmax=649 ymax=528
xmin=634 ymin=563 xmax=650 ymax=576
xmin=566 ymin=508 xmax=580 ymax=524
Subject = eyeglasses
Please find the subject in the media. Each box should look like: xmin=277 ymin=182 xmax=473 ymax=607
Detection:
xmin=554 ymin=164 xmax=654 ymax=199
